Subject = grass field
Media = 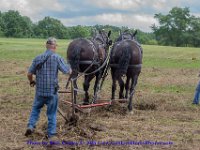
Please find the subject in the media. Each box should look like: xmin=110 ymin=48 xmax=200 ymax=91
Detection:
xmin=0 ymin=37 xmax=200 ymax=150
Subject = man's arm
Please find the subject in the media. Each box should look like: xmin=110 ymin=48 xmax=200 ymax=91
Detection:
xmin=57 ymin=56 xmax=72 ymax=74
xmin=27 ymin=57 xmax=38 ymax=87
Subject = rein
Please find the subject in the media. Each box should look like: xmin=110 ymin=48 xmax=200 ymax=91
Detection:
xmin=70 ymin=40 xmax=111 ymax=81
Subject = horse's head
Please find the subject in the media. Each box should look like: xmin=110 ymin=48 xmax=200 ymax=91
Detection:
xmin=117 ymin=30 xmax=137 ymax=41
xmin=93 ymin=29 xmax=112 ymax=50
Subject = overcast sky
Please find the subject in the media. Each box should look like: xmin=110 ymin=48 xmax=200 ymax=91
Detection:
xmin=0 ymin=0 xmax=199 ymax=32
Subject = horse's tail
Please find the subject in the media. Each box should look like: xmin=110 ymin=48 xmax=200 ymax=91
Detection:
xmin=117 ymin=46 xmax=131 ymax=75
xmin=70 ymin=46 xmax=81 ymax=72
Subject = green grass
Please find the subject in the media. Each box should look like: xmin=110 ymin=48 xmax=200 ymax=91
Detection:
xmin=1 ymin=38 xmax=200 ymax=69
xmin=0 ymin=38 xmax=71 ymax=60
xmin=137 ymin=81 xmax=194 ymax=94
xmin=0 ymin=38 xmax=199 ymax=95
xmin=143 ymin=45 xmax=200 ymax=68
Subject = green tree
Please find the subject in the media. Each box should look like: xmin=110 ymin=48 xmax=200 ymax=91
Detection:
xmin=93 ymin=24 xmax=122 ymax=41
xmin=0 ymin=9 xmax=158 ymax=43
xmin=152 ymin=7 xmax=191 ymax=46
xmin=21 ymin=16 xmax=34 ymax=37
xmin=2 ymin=10 xmax=33 ymax=37
xmin=68 ymin=25 xmax=90 ymax=39
xmin=136 ymin=30 xmax=157 ymax=45
xmin=34 ymin=16 xmax=67 ymax=38
xmin=0 ymin=11 xmax=4 ymax=36
xmin=188 ymin=16 xmax=200 ymax=47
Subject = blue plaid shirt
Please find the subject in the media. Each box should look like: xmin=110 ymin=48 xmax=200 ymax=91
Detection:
xmin=28 ymin=50 xmax=70 ymax=96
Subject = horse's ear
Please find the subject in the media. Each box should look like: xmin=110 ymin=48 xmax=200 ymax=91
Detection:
xmin=133 ymin=30 xmax=137 ymax=37
xmin=108 ymin=30 xmax=111 ymax=37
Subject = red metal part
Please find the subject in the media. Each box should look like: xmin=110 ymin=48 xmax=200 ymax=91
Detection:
xmin=60 ymin=99 xmax=111 ymax=109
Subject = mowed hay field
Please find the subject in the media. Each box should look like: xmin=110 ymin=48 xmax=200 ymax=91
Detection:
xmin=0 ymin=38 xmax=200 ymax=150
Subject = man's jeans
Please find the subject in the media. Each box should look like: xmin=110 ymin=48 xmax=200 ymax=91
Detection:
xmin=193 ymin=80 xmax=200 ymax=104
xmin=27 ymin=94 xmax=58 ymax=137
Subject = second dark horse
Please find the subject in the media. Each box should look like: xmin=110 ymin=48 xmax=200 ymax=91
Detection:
xmin=67 ymin=30 xmax=112 ymax=105
xmin=110 ymin=30 xmax=143 ymax=111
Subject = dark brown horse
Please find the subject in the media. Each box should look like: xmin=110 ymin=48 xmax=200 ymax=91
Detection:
xmin=66 ymin=30 xmax=112 ymax=104
xmin=110 ymin=30 xmax=143 ymax=111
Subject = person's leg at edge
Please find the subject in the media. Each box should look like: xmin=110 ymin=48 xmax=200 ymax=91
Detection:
xmin=193 ymin=80 xmax=200 ymax=104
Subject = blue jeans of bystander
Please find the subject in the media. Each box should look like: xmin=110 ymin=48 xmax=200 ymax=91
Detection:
xmin=193 ymin=80 xmax=200 ymax=104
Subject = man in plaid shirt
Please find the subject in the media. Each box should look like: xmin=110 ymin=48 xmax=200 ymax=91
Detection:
xmin=25 ymin=37 xmax=72 ymax=139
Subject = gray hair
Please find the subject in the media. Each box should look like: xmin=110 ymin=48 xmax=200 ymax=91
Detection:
xmin=46 ymin=37 xmax=57 ymax=45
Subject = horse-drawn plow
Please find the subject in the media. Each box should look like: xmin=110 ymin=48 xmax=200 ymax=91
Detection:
xmin=57 ymin=79 xmax=128 ymax=125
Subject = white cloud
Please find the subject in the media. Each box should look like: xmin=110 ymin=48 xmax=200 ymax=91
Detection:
xmin=86 ymin=0 xmax=184 ymax=12
xmin=152 ymin=0 xmax=167 ymax=10
xmin=0 ymin=0 xmax=199 ymax=32
xmin=191 ymin=13 xmax=200 ymax=18
xmin=96 ymin=13 xmax=158 ymax=32
xmin=86 ymin=0 xmax=145 ymax=10
xmin=60 ymin=13 xmax=158 ymax=32
xmin=0 ymin=0 xmax=65 ymax=21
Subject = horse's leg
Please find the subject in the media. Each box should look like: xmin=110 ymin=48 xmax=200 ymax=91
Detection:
xmin=83 ymin=75 xmax=94 ymax=104
xmin=111 ymin=69 xmax=117 ymax=100
xmin=71 ymin=73 xmax=78 ymax=105
xmin=93 ymin=71 xmax=103 ymax=103
xmin=118 ymin=76 xmax=125 ymax=99
xmin=128 ymin=74 xmax=139 ymax=111
xmin=125 ymin=76 xmax=131 ymax=99
xmin=93 ymin=73 xmax=99 ymax=95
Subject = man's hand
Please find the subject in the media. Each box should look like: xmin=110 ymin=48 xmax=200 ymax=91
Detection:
xmin=27 ymin=73 xmax=35 ymax=87
xmin=30 ymin=81 xmax=36 ymax=87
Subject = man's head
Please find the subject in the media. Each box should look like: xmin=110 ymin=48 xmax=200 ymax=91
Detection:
xmin=46 ymin=37 xmax=57 ymax=51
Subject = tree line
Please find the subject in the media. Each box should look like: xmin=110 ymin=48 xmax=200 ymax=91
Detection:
xmin=152 ymin=7 xmax=200 ymax=47
xmin=0 ymin=10 xmax=155 ymax=45
xmin=1 ymin=7 xmax=200 ymax=47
